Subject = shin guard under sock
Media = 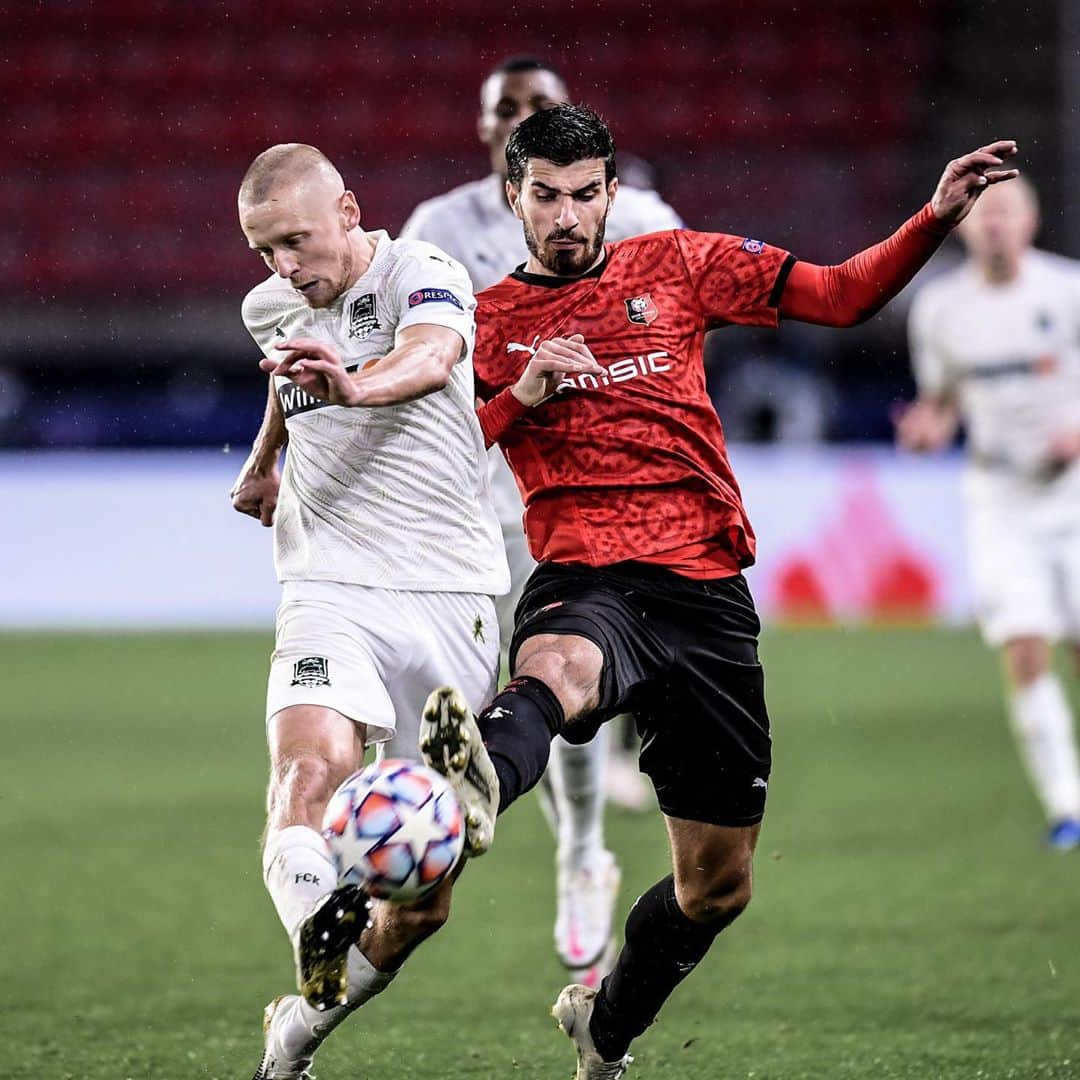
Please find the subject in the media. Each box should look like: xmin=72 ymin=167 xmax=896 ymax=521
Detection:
xmin=589 ymin=875 xmax=723 ymax=1061
xmin=477 ymin=676 xmax=564 ymax=812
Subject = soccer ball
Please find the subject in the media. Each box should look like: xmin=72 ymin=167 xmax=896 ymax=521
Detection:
xmin=321 ymin=759 xmax=465 ymax=903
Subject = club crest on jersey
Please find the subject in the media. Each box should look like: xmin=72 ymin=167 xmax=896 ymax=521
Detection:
xmin=624 ymin=294 xmax=659 ymax=326
xmin=347 ymin=294 xmax=379 ymax=340
xmin=741 ymin=238 xmax=765 ymax=255
xmin=291 ymin=657 xmax=330 ymax=688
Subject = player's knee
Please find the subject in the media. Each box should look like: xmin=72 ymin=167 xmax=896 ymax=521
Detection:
xmin=1003 ymin=636 xmax=1051 ymax=688
xmin=516 ymin=636 xmax=602 ymax=719
xmin=674 ymin=865 xmax=753 ymax=927
xmin=272 ymin=749 xmax=351 ymax=817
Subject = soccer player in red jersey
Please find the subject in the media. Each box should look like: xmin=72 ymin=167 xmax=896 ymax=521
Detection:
xmin=272 ymin=105 xmax=1018 ymax=1078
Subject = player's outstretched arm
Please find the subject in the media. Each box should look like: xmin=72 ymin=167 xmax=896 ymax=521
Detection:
xmin=260 ymin=324 xmax=464 ymax=407
xmin=230 ymin=374 xmax=284 ymax=527
xmin=780 ymin=141 xmax=1019 ymax=328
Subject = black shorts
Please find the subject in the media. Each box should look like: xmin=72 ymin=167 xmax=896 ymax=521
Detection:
xmin=510 ymin=561 xmax=771 ymax=827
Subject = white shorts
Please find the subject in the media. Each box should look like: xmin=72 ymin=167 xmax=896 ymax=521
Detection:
xmin=266 ymin=581 xmax=500 ymax=758
xmin=965 ymin=464 xmax=1080 ymax=647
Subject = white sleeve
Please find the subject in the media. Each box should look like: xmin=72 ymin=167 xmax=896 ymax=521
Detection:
xmin=907 ymin=286 xmax=953 ymax=400
xmin=390 ymin=244 xmax=477 ymax=353
xmin=241 ymin=282 xmax=295 ymax=360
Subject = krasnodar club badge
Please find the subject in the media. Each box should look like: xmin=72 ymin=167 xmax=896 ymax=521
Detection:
xmin=624 ymin=294 xmax=659 ymax=326
xmin=291 ymin=657 xmax=331 ymax=687
xmin=347 ymin=294 xmax=379 ymax=339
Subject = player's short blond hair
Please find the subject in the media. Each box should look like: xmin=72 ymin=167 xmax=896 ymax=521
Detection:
xmin=238 ymin=143 xmax=344 ymax=205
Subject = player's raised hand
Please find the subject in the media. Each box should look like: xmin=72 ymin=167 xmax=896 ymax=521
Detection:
xmin=892 ymin=398 xmax=959 ymax=452
xmin=261 ymin=338 xmax=360 ymax=406
xmin=230 ymin=459 xmax=280 ymax=527
xmin=511 ymin=334 xmax=605 ymax=407
xmin=931 ymin=140 xmax=1019 ymax=225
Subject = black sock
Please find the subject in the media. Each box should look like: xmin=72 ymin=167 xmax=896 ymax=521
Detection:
xmin=477 ymin=676 xmax=564 ymax=813
xmin=589 ymin=875 xmax=724 ymax=1061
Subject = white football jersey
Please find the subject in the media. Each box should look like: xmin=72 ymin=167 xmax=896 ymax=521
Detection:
xmin=242 ymin=230 xmax=510 ymax=595
xmin=400 ymin=173 xmax=684 ymax=291
xmin=909 ymin=249 xmax=1080 ymax=476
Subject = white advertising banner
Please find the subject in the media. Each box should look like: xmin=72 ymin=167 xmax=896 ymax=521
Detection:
xmin=0 ymin=448 xmax=970 ymax=629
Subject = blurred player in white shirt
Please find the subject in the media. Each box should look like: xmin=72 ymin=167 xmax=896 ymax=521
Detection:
xmin=401 ymin=57 xmax=683 ymax=986
xmin=897 ymin=176 xmax=1080 ymax=850
xmin=230 ymin=143 xmax=510 ymax=1078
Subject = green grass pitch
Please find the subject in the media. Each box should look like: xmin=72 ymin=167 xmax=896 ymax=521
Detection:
xmin=1 ymin=628 xmax=1077 ymax=1079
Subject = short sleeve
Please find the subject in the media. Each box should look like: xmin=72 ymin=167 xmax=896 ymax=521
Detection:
xmin=907 ymin=286 xmax=953 ymax=399
xmin=673 ymin=230 xmax=792 ymax=328
xmin=241 ymin=280 xmax=309 ymax=360
xmin=390 ymin=244 xmax=477 ymax=351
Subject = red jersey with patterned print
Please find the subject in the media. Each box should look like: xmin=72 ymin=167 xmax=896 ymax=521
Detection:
xmin=473 ymin=228 xmax=793 ymax=577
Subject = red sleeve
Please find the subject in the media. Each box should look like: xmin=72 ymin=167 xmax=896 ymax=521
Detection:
xmin=476 ymin=386 xmax=529 ymax=449
xmin=779 ymin=203 xmax=953 ymax=327
xmin=673 ymin=230 xmax=793 ymax=328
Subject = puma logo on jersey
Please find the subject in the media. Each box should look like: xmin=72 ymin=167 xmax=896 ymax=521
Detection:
xmin=506 ymin=335 xmax=541 ymax=357
xmin=555 ymin=351 xmax=672 ymax=393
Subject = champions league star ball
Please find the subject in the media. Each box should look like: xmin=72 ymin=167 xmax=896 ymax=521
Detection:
xmin=322 ymin=759 xmax=465 ymax=903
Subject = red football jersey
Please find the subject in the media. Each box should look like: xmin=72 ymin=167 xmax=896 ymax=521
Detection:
xmin=474 ymin=229 xmax=793 ymax=575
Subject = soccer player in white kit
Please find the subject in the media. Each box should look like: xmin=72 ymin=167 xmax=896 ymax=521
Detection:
xmin=401 ymin=57 xmax=684 ymax=986
xmin=230 ymin=143 xmax=510 ymax=1078
xmin=897 ymin=176 xmax=1080 ymax=850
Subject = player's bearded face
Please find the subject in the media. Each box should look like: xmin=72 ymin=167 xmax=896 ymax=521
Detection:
xmin=515 ymin=160 xmax=615 ymax=277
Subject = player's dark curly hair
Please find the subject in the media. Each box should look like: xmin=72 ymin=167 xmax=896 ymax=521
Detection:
xmin=505 ymin=103 xmax=617 ymax=188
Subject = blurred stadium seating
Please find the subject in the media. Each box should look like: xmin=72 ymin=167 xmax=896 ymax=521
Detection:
xmin=0 ymin=0 xmax=1062 ymax=448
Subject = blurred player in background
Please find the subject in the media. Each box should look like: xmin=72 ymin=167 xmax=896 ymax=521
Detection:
xmin=230 ymin=143 xmax=509 ymax=1079
xmin=280 ymin=105 xmax=1018 ymax=1077
xmin=401 ymin=56 xmax=683 ymax=988
xmin=897 ymin=176 xmax=1080 ymax=851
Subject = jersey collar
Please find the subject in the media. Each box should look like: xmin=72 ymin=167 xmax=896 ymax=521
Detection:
xmin=511 ymin=248 xmax=610 ymax=288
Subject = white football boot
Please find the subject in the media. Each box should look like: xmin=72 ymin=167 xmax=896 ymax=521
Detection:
xmin=251 ymin=996 xmax=314 ymax=1080
xmin=419 ymin=686 xmax=499 ymax=857
xmin=556 ymin=849 xmax=621 ymax=988
xmin=552 ymin=984 xmax=633 ymax=1079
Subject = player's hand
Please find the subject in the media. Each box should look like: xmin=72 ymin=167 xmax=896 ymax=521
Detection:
xmin=930 ymin=140 xmax=1019 ymax=225
xmin=230 ymin=460 xmax=281 ymax=527
xmin=511 ymin=334 xmax=605 ymax=407
xmin=1046 ymin=429 xmax=1080 ymax=466
xmin=892 ymin=398 xmax=958 ymax=452
xmin=260 ymin=338 xmax=360 ymax=406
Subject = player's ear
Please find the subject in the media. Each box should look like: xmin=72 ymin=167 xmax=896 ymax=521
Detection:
xmin=507 ymin=180 xmax=524 ymax=221
xmin=607 ymin=176 xmax=619 ymax=207
xmin=340 ymin=191 xmax=361 ymax=231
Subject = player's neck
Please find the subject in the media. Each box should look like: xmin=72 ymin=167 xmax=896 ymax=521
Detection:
xmin=977 ymin=252 xmax=1023 ymax=285
xmin=343 ymin=230 xmax=379 ymax=292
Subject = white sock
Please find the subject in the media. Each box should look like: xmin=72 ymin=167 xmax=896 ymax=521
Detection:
xmin=1009 ymin=673 xmax=1080 ymax=822
xmin=276 ymin=946 xmax=399 ymax=1060
xmin=547 ymin=727 xmax=609 ymax=872
xmin=262 ymin=825 xmax=338 ymax=942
